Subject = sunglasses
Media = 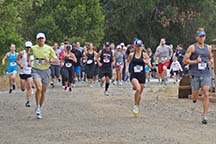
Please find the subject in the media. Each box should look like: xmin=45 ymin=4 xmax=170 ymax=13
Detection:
xmin=26 ymin=47 xmax=31 ymax=48
xmin=199 ymin=35 xmax=205 ymax=38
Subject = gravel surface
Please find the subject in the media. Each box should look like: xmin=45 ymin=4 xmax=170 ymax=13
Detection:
xmin=0 ymin=81 xmax=216 ymax=144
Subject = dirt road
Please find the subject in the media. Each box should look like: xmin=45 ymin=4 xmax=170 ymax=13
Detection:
xmin=0 ymin=81 xmax=216 ymax=144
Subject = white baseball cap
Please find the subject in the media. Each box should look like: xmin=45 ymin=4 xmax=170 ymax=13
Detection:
xmin=36 ymin=32 xmax=46 ymax=39
xmin=25 ymin=41 xmax=32 ymax=48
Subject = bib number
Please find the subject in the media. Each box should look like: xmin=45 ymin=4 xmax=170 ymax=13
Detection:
xmin=87 ymin=59 xmax=93 ymax=64
xmin=10 ymin=62 xmax=17 ymax=66
xmin=36 ymin=59 xmax=45 ymax=65
xmin=65 ymin=63 xmax=72 ymax=68
xmin=103 ymin=58 xmax=110 ymax=63
xmin=134 ymin=65 xmax=143 ymax=73
xmin=198 ymin=62 xmax=207 ymax=70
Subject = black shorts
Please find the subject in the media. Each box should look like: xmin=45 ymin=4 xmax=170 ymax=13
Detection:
xmin=130 ymin=73 xmax=146 ymax=84
xmin=99 ymin=69 xmax=112 ymax=79
xmin=19 ymin=74 xmax=32 ymax=80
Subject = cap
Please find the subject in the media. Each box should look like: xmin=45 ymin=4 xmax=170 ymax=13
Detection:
xmin=197 ymin=31 xmax=206 ymax=37
xmin=36 ymin=32 xmax=46 ymax=39
xmin=25 ymin=41 xmax=32 ymax=48
xmin=117 ymin=45 xmax=121 ymax=49
xmin=134 ymin=39 xmax=143 ymax=47
xmin=120 ymin=42 xmax=125 ymax=46
xmin=104 ymin=42 xmax=110 ymax=47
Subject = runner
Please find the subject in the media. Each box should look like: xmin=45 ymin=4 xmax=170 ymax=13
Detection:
xmin=16 ymin=41 xmax=33 ymax=107
xmin=155 ymin=38 xmax=173 ymax=85
xmin=96 ymin=42 xmax=115 ymax=96
xmin=113 ymin=45 xmax=124 ymax=85
xmin=184 ymin=28 xmax=213 ymax=124
xmin=126 ymin=39 xmax=151 ymax=117
xmin=61 ymin=45 xmax=77 ymax=91
xmin=84 ymin=43 xmax=97 ymax=87
xmin=2 ymin=44 xmax=18 ymax=93
xmin=50 ymin=42 xmax=61 ymax=88
xmin=28 ymin=32 xmax=58 ymax=119
xmin=169 ymin=56 xmax=183 ymax=83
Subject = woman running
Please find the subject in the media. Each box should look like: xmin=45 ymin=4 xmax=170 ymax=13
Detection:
xmin=2 ymin=44 xmax=18 ymax=93
xmin=16 ymin=41 xmax=33 ymax=107
xmin=62 ymin=45 xmax=77 ymax=92
xmin=114 ymin=45 xmax=124 ymax=85
xmin=84 ymin=43 xmax=97 ymax=87
xmin=126 ymin=39 xmax=151 ymax=117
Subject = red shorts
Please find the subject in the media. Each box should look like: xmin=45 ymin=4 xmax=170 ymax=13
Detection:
xmin=158 ymin=61 xmax=170 ymax=73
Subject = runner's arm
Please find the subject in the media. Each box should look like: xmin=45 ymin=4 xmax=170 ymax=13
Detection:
xmin=2 ymin=53 xmax=8 ymax=65
xmin=207 ymin=45 xmax=213 ymax=67
xmin=70 ymin=53 xmax=77 ymax=63
xmin=183 ymin=45 xmax=198 ymax=65
xmin=16 ymin=52 xmax=24 ymax=69
xmin=143 ymin=52 xmax=152 ymax=69
xmin=125 ymin=52 xmax=133 ymax=74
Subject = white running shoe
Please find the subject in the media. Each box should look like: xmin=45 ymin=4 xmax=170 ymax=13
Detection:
xmin=35 ymin=106 xmax=41 ymax=115
xmin=201 ymin=115 xmax=208 ymax=124
xmin=133 ymin=105 xmax=139 ymax=117
xmin=104 ymin=91 xmax=109 ymax=96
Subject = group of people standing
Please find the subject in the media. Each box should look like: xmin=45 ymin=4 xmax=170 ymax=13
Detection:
xmin=1 ymin=27 xmax=213 ymax=124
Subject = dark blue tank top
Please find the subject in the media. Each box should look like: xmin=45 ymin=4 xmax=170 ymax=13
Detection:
xmin=86 ymin=52 xmax=94 ymax=65
xmin=189 ymin=43 xmax=210 ymax=77
xmin=100 ymin=49 xmax=112 ymax=70
xmin=130 ymin=52 xmax=145 ymax=74
xmin=64 ymin=56 xmax=73 ymax=69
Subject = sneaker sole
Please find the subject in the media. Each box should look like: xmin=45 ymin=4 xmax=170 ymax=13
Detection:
xmin=202 ymin=120 xmax=207 ymax=124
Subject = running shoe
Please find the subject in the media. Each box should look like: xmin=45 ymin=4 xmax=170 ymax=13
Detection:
xmin=25 ymin=101 xmax=31 ymax=107
xmin=35 ymin=106 xmax=42 ymax=119
xmin=90 ymin=84 xmax=93 ymax=88
xmin=133 ymin=105 xmax=139 ymax=117
xmin=201 ymin=115 xmax=208 ymax=124
xmin=64 ymin=86 xmax=68 ymax=92
xmin=113 ymin=81 xmax=117 ymax=85
xmin=104 ymin=91 xmax=109 ymax=96
xmin=68 ymin=87 xmax=72 ymax=92
xmin=9 ymin=89 xmax=12 ymax=93
xmin=50 ymin=82 xmax=55 ymax=88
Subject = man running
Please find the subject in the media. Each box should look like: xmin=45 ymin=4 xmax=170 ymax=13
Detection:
xmin=2 ymin=44 xmax=18 ymax=93
xmin=16 ymin=41 xmax=33 ymax=107
xmin=28 ymin=32 xmax=58 ymax=119
xmin=96 ymin=42 xmax=115 ymax=96
xmin=184 ymin=28 xmax=213 ymax=124
xmin=155 ymin=38 xmax=173 ymax=85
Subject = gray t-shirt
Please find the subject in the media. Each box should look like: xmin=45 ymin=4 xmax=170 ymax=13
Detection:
xmin=156 ymin=44 xmax=172 ymax=63
xmin=114 ymin=51 xmax=124 ymax=65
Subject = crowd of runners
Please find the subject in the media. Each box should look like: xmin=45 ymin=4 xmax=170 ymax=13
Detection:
xmin=1 ymin=27 xmax=213 ymax=124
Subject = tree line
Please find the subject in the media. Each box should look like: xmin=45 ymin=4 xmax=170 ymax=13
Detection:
xmin=1 ymin=0 xmax=216 ymax=74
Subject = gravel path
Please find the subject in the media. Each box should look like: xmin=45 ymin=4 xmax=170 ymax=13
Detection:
xmin=0 ymin=81 xmax=216 ymax=144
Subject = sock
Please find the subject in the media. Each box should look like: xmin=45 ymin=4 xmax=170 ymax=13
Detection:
xmin=105 ymin=83 xmax=110 ymax=91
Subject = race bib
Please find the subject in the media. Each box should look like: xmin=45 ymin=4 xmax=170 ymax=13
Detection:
xmin=65 ymin=63 xmax=72 ymax=68
xmin=198 ymin=62 xmax=207 ymax=70
xmin=161 ymin=57 xmax=168 ymax=61
xmin=103 ymin=58 xmax=110 ymax=63
xmin=87 ymin=59 xmax=93 ymax=64
xmin=10 ymin=62 xmax=17 ymax=66
xmin=36 ymin=59 xmax=45 ymax=65
xmin=134 ymin=65 xmax=143 ymax=73
xmin=116 ymin=62 xmax=122 ymax=66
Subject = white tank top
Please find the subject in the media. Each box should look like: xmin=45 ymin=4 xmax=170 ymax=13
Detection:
xmin=20 ymin=50 xmax=32 ymax=74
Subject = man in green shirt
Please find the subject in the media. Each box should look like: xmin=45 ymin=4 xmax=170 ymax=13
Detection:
xmin=28 ymin=32 xmax=58 ymax=119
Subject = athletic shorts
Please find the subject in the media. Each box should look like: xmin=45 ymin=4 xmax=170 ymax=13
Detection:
xmin=31 ymin=68 xmax=51 ymax=85
xmin=190 ymin=75 xmax=211 ymax=90
xmin=99 ymin=69 xmax=112 ymax=79
xmin=19 ymin=74 xmax=32 ymax=80
xmin=7 ymin=65 xmax=18 ymax=75
xmin=74 ymin=66 xmax=81 ymax=75
xmin=50 ymin=64 xmax=60 ymax=78
xmin=158 ymin=61 xmax=170 ymax=73
xmin=130 ymin=73 xmax=146 ymax=84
